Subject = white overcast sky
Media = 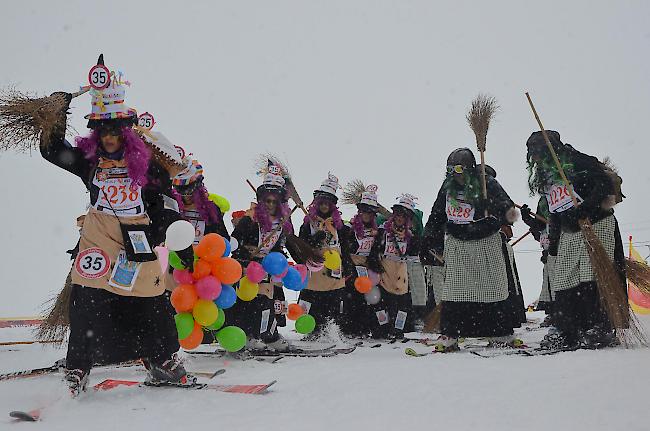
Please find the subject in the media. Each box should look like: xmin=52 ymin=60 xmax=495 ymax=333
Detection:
xmin=1 ymin=1 xmax=649 ymax=316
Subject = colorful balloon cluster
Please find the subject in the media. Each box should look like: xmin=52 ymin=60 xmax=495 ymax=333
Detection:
xmin=241 ymin=251 xmax=317 ymax=335
xmin=353 ymin=269 xmax=381 ymax=305
xmin=165 ymin=224 xmax=247 ymax=352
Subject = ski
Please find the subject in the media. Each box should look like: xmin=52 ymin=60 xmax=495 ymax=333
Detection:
xmin=188 ymin=344 xmax=342 ymax=358
xmin=1 ymin=359 xmax=142 ymax=382
xmin=94 ymin=378 xmax=276 ymax=394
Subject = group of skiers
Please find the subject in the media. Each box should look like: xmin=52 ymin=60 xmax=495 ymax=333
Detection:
xmin=36 ymin=56 xmax=627 ymax=396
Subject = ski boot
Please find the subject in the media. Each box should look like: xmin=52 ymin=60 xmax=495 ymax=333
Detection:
xmin=581 ymin=327 xmax=619 ymax=349
xmin=433 ymin=335 xmax=459 ymax=353
xmin=487 ymin=336 xmax=525 ymax=349
xmin=65 ymin=368 xmax=89 ymax=398
xmin=264 ymin=335 xmax=291 ymax=353
xmin=144 ymin=353 xmax=196 ymax=387
xmin=539 ymin=331 xmax=580 ymax=351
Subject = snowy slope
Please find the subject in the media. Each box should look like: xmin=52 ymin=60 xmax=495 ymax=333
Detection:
xmin=1 ymin=312 xmax=649 ymax=431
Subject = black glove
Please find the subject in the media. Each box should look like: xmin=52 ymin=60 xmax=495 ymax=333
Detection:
xmin=520 ymin=204 xmax=535 ymax=226
xmin=176 ymin=246 xmax=195 ymax=272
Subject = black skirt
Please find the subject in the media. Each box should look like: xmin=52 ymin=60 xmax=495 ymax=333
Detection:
xmin=441 ymin=300 xmax=514 ymax=338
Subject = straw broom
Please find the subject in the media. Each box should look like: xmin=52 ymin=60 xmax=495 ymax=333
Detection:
xmin=525 ymin=93 xmax=637 ymax=341
xmin=342 ymin=179 xmax=392 ymax=218
xmin=34 ymin=270 xmax=72 ymax=345
xmin=466 ymin=94 xmax=499 ymax=215
xmin=0 ymin=87 xmax=89 ymax=152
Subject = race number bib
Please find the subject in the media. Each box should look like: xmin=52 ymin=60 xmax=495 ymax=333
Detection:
xmin=384 ymin=236 xmax=407 ymax=261
xmin=445 ymin=195 xmax=475 ymax=224
xmin=356 ymin=234 xmax=374 ymax=256
xmin=93 ymin=167 xmax=145 ymax=216
xmin=258 ymin=223 xmax=282 ymax=257
xmin=545 ymin=183 xmax=583 ymax=213
xmin=75 ymin=247 xmax=111 ymax=279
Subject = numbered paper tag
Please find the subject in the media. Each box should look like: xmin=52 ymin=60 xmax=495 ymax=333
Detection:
xmin=355 ymin=266 xmax=369 ymax=278
xmin=75 ymin=247 xmax=111 ymax=279
xmin=127 ymin=230 xmax=152 ymax=254
xmin=137 ymin=112 xmax=155 ymax=130
xmin=376 ymin=310 xmax=389 ymax=325
xmin=260 ymin=309 xmax=271 ymax=334
xmin=539 ymin=229 xmax=550 ymax=250
xmin=88 ymin=64 xmax=111 ymax=90
xmin=356 ymin=235 xmax=374 ymax=256
xmin=93 ymin=167 xmax=145 ymax=216
xmin=269 ymin=317 xmax=278 ymax=335
xmin=395 ymin=311 xmax=408 ymax=330
xmin=108 ymin=250 xmax=142 ymax=291
xmin=445 ymin=195 xmax=475 ymax=224
xmin=546 ymin=183 xmax=583 ymax=213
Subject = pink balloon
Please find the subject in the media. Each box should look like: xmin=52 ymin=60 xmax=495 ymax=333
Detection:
xmin=295 ymin=264 xmax=308 ymax=282
xmin=195 ymin=276 xmax=222 ymax=300
xmin=306 ymin=260 xmax=324 ymax=273
xmin=173 ymin=269 xmax=194 ymax=285
xmin=155 ymin=245 xmax=169 ymax=274
xmin=629 ymin=285 xmax=650 ymax=308
xmin=368 ymin=269 xmax=380 ymax=287
xmin=246 ymin=261 xmax=267 ymax=284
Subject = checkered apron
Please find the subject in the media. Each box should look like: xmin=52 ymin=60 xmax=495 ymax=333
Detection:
xmin=538 ymin=260 xmax=552 ymax=303
xmin=424 ymin=265 xmax=445 ymax=304
xmin=546 ymin=255 xmax=557 ymax=300
xmin=505 ymin=243 xmax=521 ymax=295
xmin=442 ymin=232 xmax=509 ymax=303
xmin=551 ymin=216 xmax=615 ymax=292
xmin=407 ymin=262 xmax=427 ymax=306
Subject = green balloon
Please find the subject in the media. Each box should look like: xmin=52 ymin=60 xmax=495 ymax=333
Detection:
xmin=216 ymin=326 xmax=246 ymax=352
xmin=174 ymin=313 xmax=194 ymax=339
xmin=207 ymin=308 xmax=226 ymax=331
xmin=295 ymin=314 xmax=316 ymax=334
xmin=169 ymin=251 xmax=186 ymax=270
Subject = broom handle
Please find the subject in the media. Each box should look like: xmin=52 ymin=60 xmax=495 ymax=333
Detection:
xmin=479 ymin=149 xmax=488 ymax=217
xmin=246 ymin=179 xmax=257 ymax=193
xmin=525 ymin=93 xmax=580 ymax=209
xmin=513 ymin=203 xmax=548 ymax=224
xmin=511 ymin=230 xmax=532 ymax=247
xmin=428 ymin=250 xmax=445 ymax=264
xmin=71 ymin=86 xmax=90 ymax=98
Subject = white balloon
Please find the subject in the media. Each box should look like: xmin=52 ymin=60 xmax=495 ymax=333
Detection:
xmin=165 ymin=220 xmax=195 ymax=251
xmin=364 ymin=285 xmax=381 ymax=305
xmin=230 ymin=237 xmax=239 ymax=252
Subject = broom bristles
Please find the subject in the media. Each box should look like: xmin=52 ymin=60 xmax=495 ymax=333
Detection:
xmin=285 ymin=234 xmax=324 ymax=265
xmin=466 ymin=94 xmax=499 ymax=152
xmin=422 ymin=304 xmax=442 ymax=334
xmin=342 ymin=179 xmax=366 ymax=205
xmin=34 ymin=271 xmax=72 ymax=346
xmin=626 ymin=258 xmax=650 ymax=296
xmin=0 ymin=88 xmax=70 ymax=152
xmin=580 ymin=219 xmax=646 ymax=345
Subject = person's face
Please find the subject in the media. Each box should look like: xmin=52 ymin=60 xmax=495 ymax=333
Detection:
xmin=319 ymin=201 xmax=331 ymax=215
xmin=98 ymin=127 xmax=123 ymax=153
xmin=393 ymin=212 xmax=407 ymax=227
xmin=182 ymin=194 xmax=193 ymax=205
xmin=360 ymin=211 xmax=373 ymax=224
xmin=447 ymin=164 xmax=466 ymax=185
xmin=264 ymin=195 xmax=279 ymax=215
xmin=527 ymin=143 xmax=546 ymax=163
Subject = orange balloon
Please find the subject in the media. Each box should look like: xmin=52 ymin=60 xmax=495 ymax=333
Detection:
xmin=170 ymin=284 xmax=198 ymax=312
xmin=179 ymin=322 xmax=203 ymax=350
xmin=192 ymin=259 xmax=212 ymax=280
xmin=354 ymin=276 xmax=373 ymax=294
xmin=195 ymin=233 xmax=226 ymax=262
xmin=286 ymin=303 xmax=304 ymax=321
xmin=211 ymin=257 xmax=243 ymax=285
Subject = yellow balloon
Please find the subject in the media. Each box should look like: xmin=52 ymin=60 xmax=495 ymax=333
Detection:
xmin=630 ymin=301 xmax=650 ymax=315
xmin=192 ymin=299 xmax=219 ymax=326
xmin=323 ymin=250 xmax=342 ymax=270
xmin=237 ymin=276 xmax=259 ymax=301
xmin=208 ymin=193 xmax=231 ymax=214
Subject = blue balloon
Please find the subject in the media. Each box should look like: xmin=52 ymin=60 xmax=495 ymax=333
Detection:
xmin=215 ymin=284 xmax=237 ymax=309
xmin=262 ymin=252 xmax=288 ymax=276
xmin=283 ymin=267 xmax=304 ymax=291
xmin=223 ymin=238 xmax=232 ymax=257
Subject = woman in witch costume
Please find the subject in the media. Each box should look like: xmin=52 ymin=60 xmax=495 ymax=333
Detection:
xmin=228 ymin=165 xmax=295 ymax=350
xmin=170 ymin=153 xmax=229 ymax=242
xmin=366 ymin=194 xmax=421 ymax=339
xmin=340 ymin=184 xmax=381 ymax=337
xmin=526 ymin=130 xmax=626 ymax=350
xmin=298 ymin=173 xmax=354 ymax=334
xmin=422 ymin=148 xmax=520 ymax=352
xmin=39 ymin=56 xmax=194 ymax=396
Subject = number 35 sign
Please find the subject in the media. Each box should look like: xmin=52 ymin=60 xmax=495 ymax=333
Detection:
xmin=138 ymin=112 xmax=155 ymax=130
xmin=75 ymin=247 xmax=111 ymax=279
xmin=88 ymin=64 xmax=111 ymax=90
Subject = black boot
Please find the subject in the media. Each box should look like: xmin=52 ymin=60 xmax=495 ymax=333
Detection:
xmin=65 ymin=368 xmax=89 ymax=398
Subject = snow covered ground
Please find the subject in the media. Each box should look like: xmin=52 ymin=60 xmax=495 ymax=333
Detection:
xmin=1 ymin=311 xmax=649 ymax=431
